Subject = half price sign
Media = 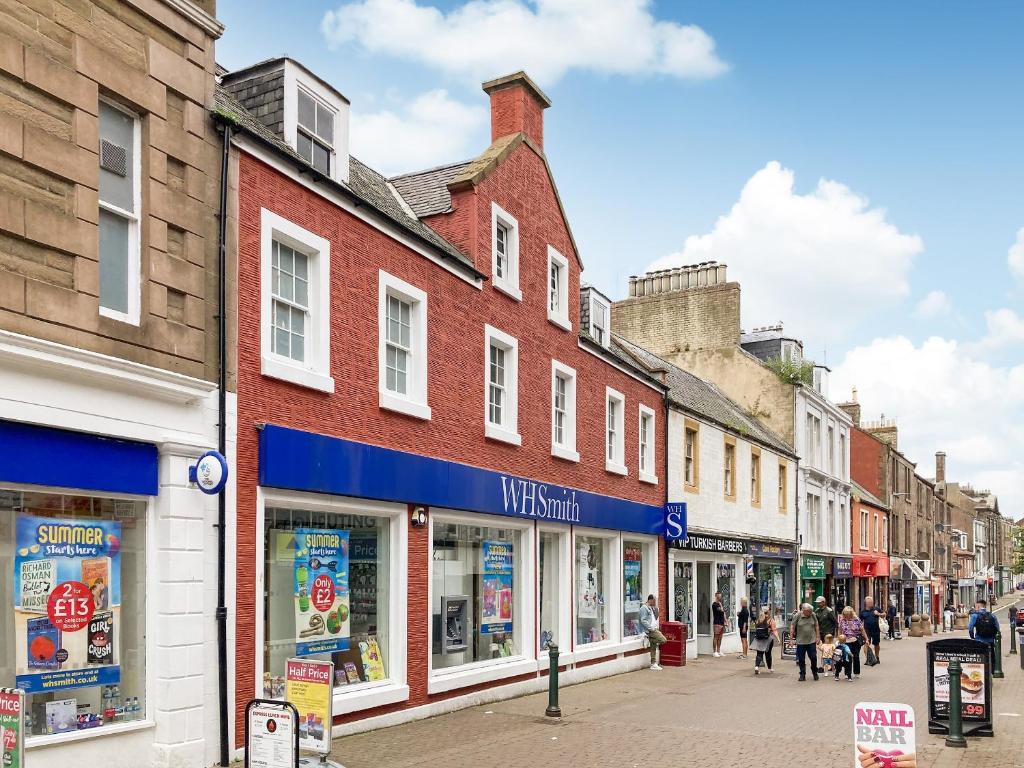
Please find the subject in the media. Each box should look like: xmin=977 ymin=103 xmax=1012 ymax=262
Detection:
xmin=47 ymin=581 xmax=95 ymax=632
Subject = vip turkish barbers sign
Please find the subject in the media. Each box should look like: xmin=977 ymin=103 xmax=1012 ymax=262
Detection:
xmin=671 ymin=534 xmax=746 ymax=554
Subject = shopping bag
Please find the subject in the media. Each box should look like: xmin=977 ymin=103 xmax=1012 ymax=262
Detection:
xmin=865 ymin=646 xmax=878 ymax=666
xmin=879 ymin=618 xmax=889 ymax=636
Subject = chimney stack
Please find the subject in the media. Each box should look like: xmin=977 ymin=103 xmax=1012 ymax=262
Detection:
xmin=936 ymin=451 xmax=946 ymax=484
xmin=838 ymin=387 xmax=861 ymax=426
xmin=482 ymin=71 xmax=550 ymax=150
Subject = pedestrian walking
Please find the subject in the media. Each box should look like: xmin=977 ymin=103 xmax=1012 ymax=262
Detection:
xmin=832 ymin=634 xmax=854 ymax=681
xmin=968 ymin=598 xmax=1000 ymax=666
xmin=838 ymin=606 xmax=869 ymax=678
xmin=737 ymin=597 xmax=750 ymax=660
xmin=639 ymin=594 xmax=666 ymax=670
xmin=813 ymin=595 xmax=837 ymax=671
xmin=903 ymin=602 xmax=913 ymax=631
xmin=751 ymin=607 xmax=779 ymax=675
xmin=711 ymin=591 xmax=726 ymax=657
xmin=791 ymin=603 xmax=821 ymax=681
xmin=819 ymin=633 xmax=836 ymax=675
xmin=886 ymin=601 xmax=898 ymax=639
xmin=944 ymin=600 xmax=955 ymax=632
xmin=860 ymin=596 xmax=883 ymax=664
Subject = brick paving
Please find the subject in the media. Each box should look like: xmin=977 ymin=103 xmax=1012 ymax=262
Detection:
xmin=328 ymin=595 xmax=1024 ymax=768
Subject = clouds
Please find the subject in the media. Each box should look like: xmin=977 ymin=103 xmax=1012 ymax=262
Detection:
xmin=980 ymin=308 xmax=1024 ymax=349
xmin=321 ymin=0 xmax=728 ymax=86
xmin=648 ymin=161 xmax=924 ymax=344
xmin=832 ymin=335 xmax=1024 ymax=514
xmin=915 ymin=290 xmax=952 ymax=318
xmin=350 ymin=89 xmax=487 ymax=175
xmin=1009 ymin=227 xmax=1024 ymax=281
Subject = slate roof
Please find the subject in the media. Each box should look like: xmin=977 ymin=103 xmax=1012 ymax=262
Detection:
xmin=613 ymin=334 xmax=796 ymax=457
xmin=852 ymin=481 xmax=889 ymax=510
xmin=213 ymin=85 xmax=480 ymax=276
xmin=390 ymin=161 xmax=472 ymax=218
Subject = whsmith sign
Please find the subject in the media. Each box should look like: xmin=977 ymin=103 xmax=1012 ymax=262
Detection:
xmin=258 ymin=424 xmax=670 ymax=535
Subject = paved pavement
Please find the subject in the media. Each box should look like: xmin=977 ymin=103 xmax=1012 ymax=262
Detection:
xmin=329 ymin=595 xmax=1024 ymax=768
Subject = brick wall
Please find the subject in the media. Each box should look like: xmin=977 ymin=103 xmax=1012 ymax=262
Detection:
xmin=0 ymin=0 xmax=226 ymax=384
xmin=486 ymin=83 xmax=544 ymax=148
xmin=612 ymin=282 xmax=742 ymax=355
xmin=850 ymin=426 xmax=884 ymax=498
xmin=233 ymin=142 xmax=665 ymax=740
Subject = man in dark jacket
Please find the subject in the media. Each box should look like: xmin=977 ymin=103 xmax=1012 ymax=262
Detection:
xmin=813 ymin=596 xmax=837 ymax=671
xmin=886 ymin=601 xmax=898 ymax=639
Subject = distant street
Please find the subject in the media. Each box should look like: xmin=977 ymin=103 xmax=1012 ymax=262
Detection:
xmin=331 ymin=598 xmax=1024 ymax=768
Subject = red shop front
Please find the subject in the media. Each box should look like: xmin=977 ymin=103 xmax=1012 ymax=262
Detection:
xmin=852 ymin=555 xmax=890 ymax=608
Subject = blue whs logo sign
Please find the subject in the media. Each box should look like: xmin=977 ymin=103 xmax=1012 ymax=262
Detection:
xmin=664 ymin=503 xmax=687 ymax=541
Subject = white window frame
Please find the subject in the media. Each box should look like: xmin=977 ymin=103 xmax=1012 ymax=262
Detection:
xmin=427 ymin=509 xmax=536 ymax=693
xmin=295 ymin=83 xmax=336 ymax=176
xmin=550 ymin=360 xmax=579 ymax=462
xmin=605 ymin=387 xmax=627 ymax=475
xmin=260 ymin=209 xmax=334 ymax=393
xmin=253 ymin=488 xmax=410 ymax=715
xmin=491 ymin=203 xmax=521 ymax=301
xmin=536 ymin=524 xmax=572 ymax=667
xmin=546 ymin=245 xmax=570 ymax=331
xmin=571 ymin=528 xmax=621 ymax=662
xmin=378 ymin=270 xmax=430 ymax=420
xmin=589 ymin=292 xmax=611 ymax=348
xmin=637 ymin=404 xmax=658 ymax=484
xmin=827 ymin=422 xmax=836 ymax=474
xmin=98 ymin=98 xmax=141 ymax=326
xmin=874 ymin=513 xmax=880 ymax=552
xmin=861 ymin=509 xmax=870 ymax=549
xmin=484 ymin=324 xmax=520 ymax=445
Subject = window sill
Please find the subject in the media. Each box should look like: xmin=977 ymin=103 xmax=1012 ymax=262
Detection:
xmin=494 ymin=281 xmax=522 ymax=302
xmin=573 ymin=637 xmax=643 ymax=664
xmin=551 ymin=444 xmax=580 ymax=462
xmin=535 ymin=650 xmax=575 ymax=669
xmin=724 ymin=494 xmax=737 ymax=503
xmin=428 ymin=656 xmax=536 ymax=694
xmin=606 ymin=461 xmax=628 ymax=476
xmin=379 ymin=390 xmax=432 ymax=420
xmin=485 ymin=423 xmax=522 ymax=446
xmin=27 ymin=718 xmax=155 ymax=749
xmin=639 ymin=471 xmax=659 ymax=485
xmin=547 ymin=312 xmax=571 ymax=332
xmin=99 ymin=306 xmax=140 ymax=326
xmin=332 ymin=681 xmax=409 ymax=716
xmin=262 ymin=354 xmax=335 ymax=393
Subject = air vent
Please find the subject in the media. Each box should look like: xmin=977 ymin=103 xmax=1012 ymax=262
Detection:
xmin=100 ymin=139 xmax=128 ymax=177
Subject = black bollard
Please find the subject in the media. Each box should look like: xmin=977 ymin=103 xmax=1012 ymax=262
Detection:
xmin=945 ymin=658 xmax=967 ymax=748
xmin=1010 ymin=622 xmax=1017 ymax=655
xmin=993 ymin=633 xmax=1004 ymax=679
xmin=545 ymin=643 xmax=561 ymax=717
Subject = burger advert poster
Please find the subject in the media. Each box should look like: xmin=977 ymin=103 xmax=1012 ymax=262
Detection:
xmin=932 ymin=653 xmax=986 ymax=720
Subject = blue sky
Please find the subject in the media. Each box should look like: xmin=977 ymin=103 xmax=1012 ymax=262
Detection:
xmin=218 ymin=1 xmax=1024 ymax=511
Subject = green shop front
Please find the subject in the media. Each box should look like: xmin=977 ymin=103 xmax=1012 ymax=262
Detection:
xmin=800 ymin=554 xmax=827 ymax=605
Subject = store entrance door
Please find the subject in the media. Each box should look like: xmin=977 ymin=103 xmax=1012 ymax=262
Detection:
xmin=696 ymin=561 xmax=712 ymax=654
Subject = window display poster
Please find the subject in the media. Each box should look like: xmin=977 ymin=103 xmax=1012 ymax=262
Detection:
xmin=853 ymin=702 xmax=915 ymax=768
xmin=293 ymin=529 xmax=350 ymax=657
xmin=13 ymin=515 xmax=122 ymax=693
xmin=358 ymin=638 xmax=386 ymax=681
xmin=285 ymin=658 xmax=333 ymax=755
xmin=673 ymin=561 xmax=693 ymax=630
xmin=931 ymin=654 xmax=987 ymax=720
xmin=623 ymin=544 xmax=643 ymax=615
xmin=0 ymin=689 xmax=24 ymax=768
xmin=481 ymin=541 xmax=513 ymax=634
xmin=577 ymin=541 xmax=603 ymax=621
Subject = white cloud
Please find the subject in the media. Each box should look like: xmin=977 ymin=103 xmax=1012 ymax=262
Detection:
xmin=350 ymin=89 xmax=487 ymax=175
xmin=649 ymin=161 xmax=924 ymax=344
xmin=979 ymin=308 xmax=1024 ymax=349
xmin=1009 ymin=227 xmax=1024 ymax=280
xmin=321 ymin=0 xmax=728 ymax=86
xmin=832 ymin=335 xmax=1024 ymax=518
xmin=914 ymin=290 xmax=952 ymax=318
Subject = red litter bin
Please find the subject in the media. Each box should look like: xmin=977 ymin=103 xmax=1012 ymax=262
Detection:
xmin=659 ymin=621 xmax=687 ymax=667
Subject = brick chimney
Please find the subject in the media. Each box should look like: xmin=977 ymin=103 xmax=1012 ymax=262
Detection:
xmin=936 ymin=451 xmax=946 ymax=484
xmin=838 ymin=387 xmax=861 ymax=426
xmin=863 ymin=415 xmax=898 ymax=449
xmin=482 ymin=71 xmax=550 ymax=149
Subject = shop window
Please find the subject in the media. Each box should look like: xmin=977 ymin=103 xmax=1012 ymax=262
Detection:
xmin=672 ymin=560 xmax=693 ymax=636
xmin=538 ymin=530 xmax=566 ymax=651
xmin=431 ymin=522 xmax=522 ymax=670
xmin=716 ymin=563 xmax=736 ymax=633
xmin=1 ymin=489 xmax=147 ymax=739
xmin=622 ymin=541 xmax=645 ymax=636
xmin=261 ymin=209 xmax=333 ymax=393
xmin=263 ymin=507 xmax=391 ymax=698
xmin=575 ymin=535 xmax=611 ymax=645
xmin=378 ymin=271 xmax=430 ymax=420
xmin=752 ymin=561 xmax=790 ymax=623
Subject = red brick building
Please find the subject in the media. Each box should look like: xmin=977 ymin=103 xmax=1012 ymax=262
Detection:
xmin=847 ymin=424 xmax=890 ymax=610
xmin=219 ymin=61 xmax=668 ymax=745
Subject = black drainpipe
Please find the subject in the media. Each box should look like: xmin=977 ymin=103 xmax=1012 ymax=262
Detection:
xmin=216 ymin=119 xmax=232 ymax=768
xmin=794 ymin=455 xmax=801 ymax=613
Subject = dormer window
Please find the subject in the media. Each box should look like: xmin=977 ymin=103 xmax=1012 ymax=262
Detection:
xmin=297 ymin=87 xmax=335 ymax=174
xmin=590 ymin=293 xmax=610 ymax=347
